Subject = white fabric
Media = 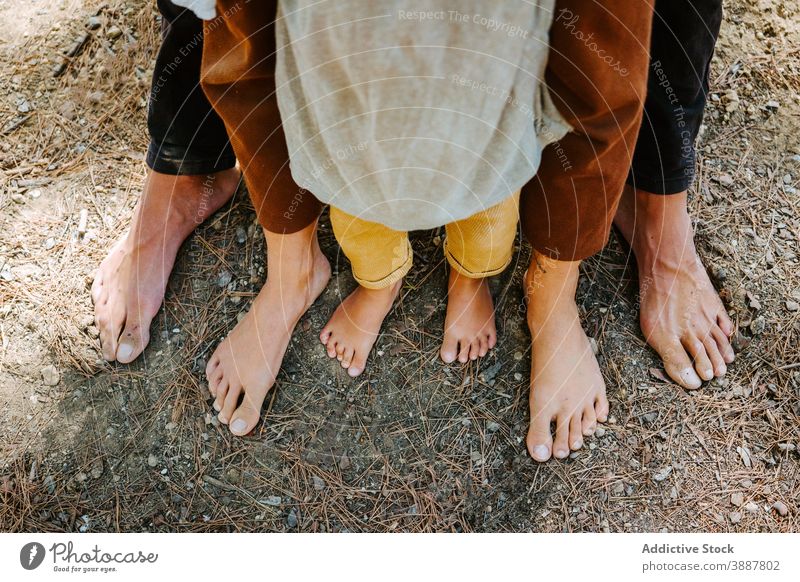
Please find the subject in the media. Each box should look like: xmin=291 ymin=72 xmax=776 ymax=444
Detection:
xmin=275 ymin=0 xmax=570 ymax=231
xmin=171 ymin=0 xmax=216 ymax=20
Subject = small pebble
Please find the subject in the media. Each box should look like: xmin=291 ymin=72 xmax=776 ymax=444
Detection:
xmin=729 ymin=512 xmax=742 ymax=524
xmin=147 ymin=454 xmax=159 ymax=468
xmin=772 ymin=501 xmax=789 ymax=517
xmin=106 ymin=25 xmax=122 ymax=39
xmin=731 ymin=492 xmax=744 ymax=507
xmin=286 ymin=509 xmax=298 ymax=528
xmin=786 ymin=300 xmax=799 ymax=312
xmin=41 ymin=365 xmax=60 ymax=386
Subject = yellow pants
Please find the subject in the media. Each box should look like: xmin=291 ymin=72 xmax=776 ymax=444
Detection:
xmin=329 ymin=193 xmax=520 ymax=289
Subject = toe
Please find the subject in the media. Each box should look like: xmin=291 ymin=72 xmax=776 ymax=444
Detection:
xmin=457 ymin=340 xmax=470 ymax=364
xmin=205 ymin=355 xmax=220 ymax=380
xmin=90 ymin=274 xmax=104 ymax=305
xmin=569 ymin=414 xmax=584 ymax=451
xmin=703 ymin=335 xmax=726 ymax=377
xmin=336 ymin=342 xmax=346 ymax=361
xmin=341 ymin=346 xmax=354 ymax=369
xmin=712 ymin=326 xmax=735 ymax=364
xmin=116 ymin=320 xmax=151 ymax=364
xmin=526 ymin=409 xmax=554 ymax=462
xmin=229 ymin=391 xmax=264 ymax=436
xmin=657 ymin=336 xmax=702 ymax=389
xmin=552 ymin=414 xmax=571 ymax=459
xmin=717 ymin=310 xmax=734 ymax=338
xmin=440 ymin=333 xmax=459 ymax=363
xmin=219 ymin=384 xmax=241 ymax=424
xmin=594 ymin=392 xmax=610 ymax=423
xmin=486 ymin=331 xmax=497 ymax=350
xmin=581 ymin=405 xmax=597 ymax=436
xmin=683 ymin=335 xmax=714 ymax=381
xmin=477 ymin=336 xmax=489 ymax=358
xmin=325 ymin=338 xmax=338 ymax=359
xmin=468 ymin=339 xmax=480 ymax=361
xmin=347 ymin=350 xmax=368 ymax=377
xmin=320 ymin=327 xmax=332 ymax=344
xmin=213 ymin=379 xmax=229 ymax=413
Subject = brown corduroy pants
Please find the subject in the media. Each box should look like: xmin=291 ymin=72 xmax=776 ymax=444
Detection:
xmin=200 ymin=0 xmax=653 ymax=259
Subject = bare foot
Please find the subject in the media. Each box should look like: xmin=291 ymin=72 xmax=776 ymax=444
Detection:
xmin=524 ymin=254 xmax=609 ymax=462
xmin=92 ymin=168 xmax=240 ymax=363
xmin=614 ymin=186 xmax=735 ymax=389
xmin=319 ymin=281 xmax=401 ymax=377
xmin=206 ymin=222 xmax=330 ymax=436
xmin=440 ymin=270 xmax=497 ymax=363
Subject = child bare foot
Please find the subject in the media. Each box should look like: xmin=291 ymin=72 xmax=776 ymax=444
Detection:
xmin=440 ymin=270 xmax=497 ymax=363
xmin=319 ymin=280 xmax=402 ymax=377
xmin=206 ymin=222 xmax=330 ymax=435
xmin=92 ymin=168 xmax=240 ymax=363
xmin=524 ymin=254 xmax=609 ymax=462
xmin=614 ymin=186 xmax=735 ymax=389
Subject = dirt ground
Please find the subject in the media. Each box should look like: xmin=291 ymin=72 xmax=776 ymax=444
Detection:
xmin=1 ymin=0 xmax=798 ymax=533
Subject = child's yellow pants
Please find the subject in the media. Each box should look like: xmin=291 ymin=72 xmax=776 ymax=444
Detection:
xmin=329 ymin=193 xmax=520 ymax=289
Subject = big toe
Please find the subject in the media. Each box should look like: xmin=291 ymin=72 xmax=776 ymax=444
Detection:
xmin=526 ymin=413 xmax=554 ymax=462
xmin=116 ymin=321 xmax=150 ymax=364
xmin=229 ymin=396 xmax=262 ymax=436
xmin=656 ymin=337 xmax=702 ymax=390
xmin=440 ymin=333 xmax=459 ymax=363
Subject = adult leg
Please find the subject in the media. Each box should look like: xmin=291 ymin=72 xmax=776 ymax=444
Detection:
xmin=92 ymin=0 xmax=240 ymax=364
xmin=614 ymin=0 xmax=733 ymax=389
xmin=521 ymin=0 xmax=654 ymax=461
xmin=201 ymin=0 xmax=328 ymax=435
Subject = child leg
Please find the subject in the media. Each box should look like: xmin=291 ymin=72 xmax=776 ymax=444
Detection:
xmin=320 ymin=208 xmax=413 ymax=377
xmin=441 ymin=193 xmax=519 ymax=363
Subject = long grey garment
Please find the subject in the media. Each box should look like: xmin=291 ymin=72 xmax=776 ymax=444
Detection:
xmin=276 ymin=0 xmax=570 ymax=231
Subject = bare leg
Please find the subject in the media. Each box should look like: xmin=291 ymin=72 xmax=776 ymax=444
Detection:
xmin=525 ymin=252 xmax=609 ymax=462
xmin=206 ymin=221 xmax=330 ymax=435
xmin=319 ymin=280 xmax=401 ymax=377
xmin=440 ymin=270 xmax=497 ymax=363
xmin=92 ymin=168 xmax=240 ymax=363
xmin=614 ymin=185 xmax=735 ymax=389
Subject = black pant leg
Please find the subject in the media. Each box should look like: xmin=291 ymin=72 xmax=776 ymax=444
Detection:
xmin=145 ymin=0 xmax=235 ymax=175
xmin=628 ymin=0 xmax=723 ymax=194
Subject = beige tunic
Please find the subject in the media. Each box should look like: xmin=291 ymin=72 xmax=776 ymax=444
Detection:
xmin=276 ymin=0 xmax=570 ymax=231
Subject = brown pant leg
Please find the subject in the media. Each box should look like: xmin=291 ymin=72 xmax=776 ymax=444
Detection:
xmin=200 ymin=0 xmax=322 ymax=233
xmin=521 ymin=0 xmax=654 ymax=260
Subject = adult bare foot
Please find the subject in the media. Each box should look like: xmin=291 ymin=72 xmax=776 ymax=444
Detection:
xmin=206 ymin=222 xmax=330 ymax=436
xmin=614 ymin=185 xmax=735 ymax=389
xmin=92 ymin=168 xmax=240 ymax=363
xmin=525 ymin=253 xmax=609 ymax=462
xmin=319 ymin=280 xmax=401 ymax=377
xmin=440 ymin=270 xmax=497 ymax=363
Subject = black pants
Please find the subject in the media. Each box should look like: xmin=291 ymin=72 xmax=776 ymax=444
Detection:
xmin=146 ymin=0 xmax=722 ymax=193
xmin=628 ymin=0 xmax=723 ymax=194
xmin=145 ymin=0 xmax=235 ymax=175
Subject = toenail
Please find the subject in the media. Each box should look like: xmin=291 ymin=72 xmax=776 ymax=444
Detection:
xmin=213 ymin=402 xmax=221 ymax=411
xmin=348 ymin=367 xmax=361 ymax=377
xmin=532 ymin=445 xmax=550 ymax=461
xmin=117 ymin=343 xmax=134 ymax=361
xmin=572 ymin=440 xmax=583 ymax=449
xmin=680 ymin=367 xmax=702 ymax=388
xmin=555 ymin=449 xmax=569 ymax=459
xmin=231 ymin=419 xmax=247 ymax=434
